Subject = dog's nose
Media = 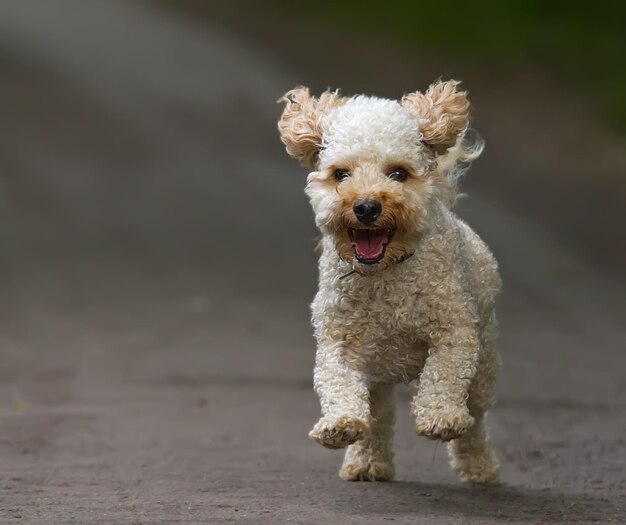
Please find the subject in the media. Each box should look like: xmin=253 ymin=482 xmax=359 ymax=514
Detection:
xmin=353 ymin=199 xmax=382 ymax=225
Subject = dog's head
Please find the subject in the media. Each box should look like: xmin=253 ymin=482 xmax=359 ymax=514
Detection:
xmin=278 ymin=80 xmax=480 ymax=272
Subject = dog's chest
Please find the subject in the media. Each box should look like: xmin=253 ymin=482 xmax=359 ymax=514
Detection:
xmin=343 ymin=332 xmax=429 ymax=383
xmin=320 ymin=272 xmax=429 ymax=382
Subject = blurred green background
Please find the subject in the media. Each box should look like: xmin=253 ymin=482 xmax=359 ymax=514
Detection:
xmin=280 ymin=0 xmax=626 ymax=130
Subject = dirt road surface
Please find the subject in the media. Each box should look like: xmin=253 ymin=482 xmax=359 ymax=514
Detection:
xmin=0 ymin=2 xmax=624 ymax=523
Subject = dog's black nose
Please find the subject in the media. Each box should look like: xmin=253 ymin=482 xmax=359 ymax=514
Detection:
xmin=353 ymin=199 xmax=382 ymax=225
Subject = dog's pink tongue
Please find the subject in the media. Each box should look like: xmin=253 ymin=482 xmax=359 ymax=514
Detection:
xmin=352 ymin=229 xmax=388 ymax=260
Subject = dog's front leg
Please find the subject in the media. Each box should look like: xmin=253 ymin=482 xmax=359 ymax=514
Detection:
xmin=412 ymin=323 xmax=479 ymax=442
xmin=309 ymin=342 xmax=370 ymax=450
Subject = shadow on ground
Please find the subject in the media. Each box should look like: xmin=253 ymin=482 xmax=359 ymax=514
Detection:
xmin=341 ymin=483 xmax=618 ymax=522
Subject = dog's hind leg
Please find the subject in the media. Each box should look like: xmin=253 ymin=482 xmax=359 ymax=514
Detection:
xmin=339 ymin=382 xmax=395 ymax=481
xmin=447 ymin=311 xmax=499 ymax=484
xmin=447 ymin=412 xmax=499 ymax=483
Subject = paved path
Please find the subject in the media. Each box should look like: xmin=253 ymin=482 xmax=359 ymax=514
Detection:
xmin=0 ymin=2 xmax=624 ymax=523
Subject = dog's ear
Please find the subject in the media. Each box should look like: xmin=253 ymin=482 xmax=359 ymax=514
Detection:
xmin=401 ymin=80 xmax=470 ymax=155
xmin=278 ymin=87 xmax=345 ymax=169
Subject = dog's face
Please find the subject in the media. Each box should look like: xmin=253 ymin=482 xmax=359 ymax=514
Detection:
xmin=306 ymin=98 xmax=434 ymax=270
xmin=278 ymin=81 xmax=472 ymax=272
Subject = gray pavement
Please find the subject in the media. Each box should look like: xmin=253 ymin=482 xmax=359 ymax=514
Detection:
xmin=0 ymin=1 xmax=624 ymax=523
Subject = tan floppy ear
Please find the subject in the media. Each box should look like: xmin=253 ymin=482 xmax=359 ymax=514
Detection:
xmin=401 ymin=80 xmax=470 ymax=155
xmin=277 ymin=87 xmax=345 ymax=169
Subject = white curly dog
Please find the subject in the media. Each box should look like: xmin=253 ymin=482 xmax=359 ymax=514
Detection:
xmin=278 ymin=80 xmax=501 ymax=483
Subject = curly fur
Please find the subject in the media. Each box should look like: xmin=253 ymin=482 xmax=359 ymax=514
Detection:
xmin=278 ymin=87 xmax=347 ymax=169
xmin=277 ymin=80 xmax=501 ymax=484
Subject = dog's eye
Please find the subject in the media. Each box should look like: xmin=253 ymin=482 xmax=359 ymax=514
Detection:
xmin=388 ymin=167 xmax=409 ymax=182
xmin=334 ymin=168 xmax=351 ymax=181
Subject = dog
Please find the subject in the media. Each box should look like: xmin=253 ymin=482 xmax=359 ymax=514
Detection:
xmin=277 ymin=80 xmax=501 ymax=483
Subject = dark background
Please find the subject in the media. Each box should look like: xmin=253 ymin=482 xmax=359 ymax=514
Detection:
xmin=0 ymin=2 xmax=624 ymax=523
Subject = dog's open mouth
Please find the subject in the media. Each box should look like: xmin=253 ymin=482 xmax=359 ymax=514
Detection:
xmin=349 ymin=228 xmax=394 ymax=264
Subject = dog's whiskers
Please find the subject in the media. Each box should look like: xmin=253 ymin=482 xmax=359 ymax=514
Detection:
xmin=432 ymin=442 xmax=440 ymax=464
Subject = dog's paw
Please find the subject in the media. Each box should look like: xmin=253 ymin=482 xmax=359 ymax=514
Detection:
xmin=457 ymin=465 xmax=500 ymax=485
xmin=309 ymin=416 xmax=369 ymax=449
xmin=415 ymin=408 xmax=474 ymax=442
xmin=339 ymin=460 xmax=394 ymax=482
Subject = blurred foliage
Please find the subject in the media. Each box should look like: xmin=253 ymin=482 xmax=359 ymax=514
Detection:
xmin=283 ymin=0 xmax=626 ymax=130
